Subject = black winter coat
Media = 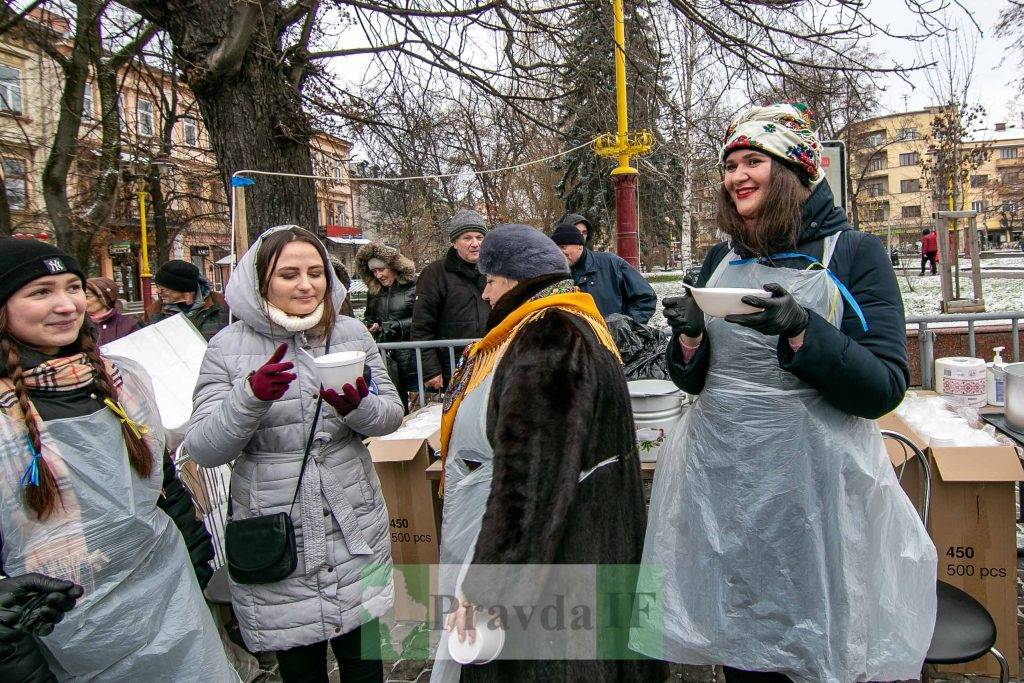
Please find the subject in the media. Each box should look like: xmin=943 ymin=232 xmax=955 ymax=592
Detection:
xmin=667 ymin=180 xmax=910 ymax=419
xmin=364 ymin=279 xmax=418 ymax=383
xmin=458 ymin=276 xmax=667 ymax=682
xmin=570 ymin=249 xmax=657 ymax=324
xmin=410 ymin=248 xmax=489 ymax=380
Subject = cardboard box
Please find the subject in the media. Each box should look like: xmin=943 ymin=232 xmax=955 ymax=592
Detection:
xmin=366 ymin=407 xmax=442 ymax=621
xmin=879 ymin=411 xmax=1024 ymax=678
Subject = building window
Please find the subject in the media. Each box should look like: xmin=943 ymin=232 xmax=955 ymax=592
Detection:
xmin=899 ymin=152 xmax=919 ymax=166
xmin=0 ymin=65 xmax=23 ymax=113
xmin=902 ymin=205 xmax=922 ymax=218
xmin=334 ymin=161 xmax=343 ymax=181
xmin=900 ymin=178 xmax=921 ymax=193
xmin=3 ymin=158 xmax=27 ymax=210
xmin=863 ymin=179 xmax=887 ymax=197
xmin=862 ymin=130 xmax=885 ymax=147
xmin=182 ymin=116 xmax=198 ymax=146
xmin=1000 ymin=147 xmax=1019 ymax=160
xmin=898 ymin=128 xmax=918 ymax=141
xmin=1003 ymin=201 xmax=1019 ymax=213
xmin=82 ymin=84 xmax=94 ymax=120
xmin=972 ymin=200 xmax=988 ymax=213
xmin=866 ymin=153 xmax=887 ymax=172
xmin=971 ymin=174 xmax=988 ymax=188
xmin=136 ymin=99 xmax=154 ymax=137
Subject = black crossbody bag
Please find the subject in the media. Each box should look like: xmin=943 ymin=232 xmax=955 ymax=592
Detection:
xmin=224 ymin=351 xmax=326 ymax=585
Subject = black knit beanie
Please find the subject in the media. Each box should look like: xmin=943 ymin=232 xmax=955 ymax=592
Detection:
xmin=154 ymin=259 xmax=200 ymax=293
xmin=0 ymin=237 xmax=86 ymax=309
xmin=550 ymin=222 xmax=586 ymax=247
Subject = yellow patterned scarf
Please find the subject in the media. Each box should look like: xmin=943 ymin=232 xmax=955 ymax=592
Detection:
xmin=438 ymin=291 xmax=620 ymax=494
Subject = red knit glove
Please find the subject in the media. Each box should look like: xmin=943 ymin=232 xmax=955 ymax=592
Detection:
xmin=248 ymin=343 xmax=296 ymax=401
xmin=320 ymin=377 xmax=369 ymax=416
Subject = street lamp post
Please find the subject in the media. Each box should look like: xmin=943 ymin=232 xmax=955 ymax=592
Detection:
xmin=594 ymin=0 xmax=651 ymax=269
xmin=137 ymin=180 xmax=152 ymax=304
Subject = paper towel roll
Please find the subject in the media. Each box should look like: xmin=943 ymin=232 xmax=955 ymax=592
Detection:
xmin=934 ymin=356 xmax=987 ymax=408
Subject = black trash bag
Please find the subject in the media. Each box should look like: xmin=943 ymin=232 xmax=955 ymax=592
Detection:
xmin=605 ymin=313 xmax=672 ymax=380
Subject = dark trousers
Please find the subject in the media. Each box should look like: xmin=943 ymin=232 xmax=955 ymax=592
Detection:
xmin=722 ymin=666 xmax=792 ymax=682
xmin=275 ymin=620 xmax=382 ymax=683
xmin=920 ymin=251 xmax=937 ymax=275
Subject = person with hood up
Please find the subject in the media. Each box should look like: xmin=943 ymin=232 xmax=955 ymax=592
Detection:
xmin=84 ymin=277 xmax=138 ymax=346
xmin=550 ymin=222 xmax=656 ymax=324
xmin=185 ymin=225 xmax=404 ymax=683
xmin=0 ymin=237 xmax=232 ymax=681
xmin=631 ymin=103 xmax=936 ymax=681
xmin=432 ymin=224 xmax=664 ymax=683
xmin=411 ymin=209 xmax=490 ymax=391
xmin=146 ymin=259 xmax=229 ymax=340
xmin=561 ymin=212 xmax=593 ymax=245
xmin=355 ymin=242 xmax=418 ymax=411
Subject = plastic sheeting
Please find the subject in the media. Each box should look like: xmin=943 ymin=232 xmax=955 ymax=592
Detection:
xmin=431 ymin=375 xmax=495 ymax=683
xmin=0 ymin=357 xmax=236 ymax=681
xmin=631 ymin=234 xmax=937 ymax=682
xmin=605 ymin=314 xmax=671 ymax=380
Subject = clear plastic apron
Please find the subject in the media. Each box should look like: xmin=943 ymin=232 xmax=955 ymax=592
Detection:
xmin=0 ymin=361 xmax=236 ymax=681
xmin=431 ymin=374 xmax=496 ymax=683
xmin=631 ymin=234 xmax=937 ymax=682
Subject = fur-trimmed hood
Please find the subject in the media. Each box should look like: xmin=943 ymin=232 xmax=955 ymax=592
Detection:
xmin=355 ymin=242 xmax=416 ymax=295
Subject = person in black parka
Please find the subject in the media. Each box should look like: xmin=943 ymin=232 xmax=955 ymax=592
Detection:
xmin=411 ymin=210 xmax=490 ymax=390
xmin=356 ymin=242 xmax=418 ymax=411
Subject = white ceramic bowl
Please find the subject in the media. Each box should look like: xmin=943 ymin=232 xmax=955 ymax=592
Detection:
xmin=447 ymin=619 xmax=505 ymax=665
xmin=687 ymin=286 xmax=769 ymax=318
xmin=313 ymin=350 xmax=365 ymax=390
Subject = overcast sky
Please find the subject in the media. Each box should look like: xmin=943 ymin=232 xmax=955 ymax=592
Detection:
xmin=870 ymin=1 xmax=1021 ymax=126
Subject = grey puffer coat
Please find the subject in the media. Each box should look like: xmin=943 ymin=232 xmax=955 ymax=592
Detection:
xmin=184 ymin=226 xmax=403 ymax=652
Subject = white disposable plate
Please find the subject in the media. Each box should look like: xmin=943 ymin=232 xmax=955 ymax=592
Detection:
xmin=683 ymin=283 xmax=769 ymax=318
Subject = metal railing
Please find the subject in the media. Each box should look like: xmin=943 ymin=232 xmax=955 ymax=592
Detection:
xmin=907 ymin=311 xmax=1024 ymax=389
xmin=377 ymin=338 xmax=479 ymax=399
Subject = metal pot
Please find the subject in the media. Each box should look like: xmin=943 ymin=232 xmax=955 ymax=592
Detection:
xmin=998 ymin=362 xmax=1024 ymax=431
xmin=627 ymin=379 xmax=685 ymax=413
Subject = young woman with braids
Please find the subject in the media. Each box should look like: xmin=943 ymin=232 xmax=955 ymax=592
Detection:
xmin=0 ymin=238 xmax=234 ymax=681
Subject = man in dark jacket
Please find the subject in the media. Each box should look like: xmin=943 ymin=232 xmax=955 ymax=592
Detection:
xmin=356 ymin=242 xmax=418 ymax=410
xmin=145 ymin=260 xmax=229 ymax=340
xmin=411 ymin=209 xmax=490 ymax=390
xmin=562 ymin=212 xmax=594 ymax=246
xmin=665 ymin=180 xmax=910 ymax=420
xmin=550 ymin=222 xmax=657 ymax=324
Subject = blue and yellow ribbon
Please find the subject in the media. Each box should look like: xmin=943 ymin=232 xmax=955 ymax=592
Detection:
xmin=20 ymin=435 xmax=41 ymax=488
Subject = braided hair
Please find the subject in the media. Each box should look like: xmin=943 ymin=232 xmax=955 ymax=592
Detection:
xmin=0 ymin=309 xmax=153 ymax=520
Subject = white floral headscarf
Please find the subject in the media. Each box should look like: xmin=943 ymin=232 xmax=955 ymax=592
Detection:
xmin=721 ymin=102 xmax=824 ymax=187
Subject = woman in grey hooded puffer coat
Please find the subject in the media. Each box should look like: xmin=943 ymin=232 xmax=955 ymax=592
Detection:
xmin=185 ymin=225 xmax=403 ymax=681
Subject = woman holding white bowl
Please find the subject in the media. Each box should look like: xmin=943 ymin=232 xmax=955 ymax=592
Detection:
xmin=633 ymin=103 xmax=936 ymax=682
xmin=186 ymin=225 xmax=403 ymax=683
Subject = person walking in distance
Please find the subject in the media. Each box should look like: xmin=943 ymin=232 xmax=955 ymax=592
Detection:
xmin=920 ymin=228 xmax=938 ymax=276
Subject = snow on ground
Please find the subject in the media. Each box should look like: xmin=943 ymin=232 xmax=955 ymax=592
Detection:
xmin=643 ymin=259 xmax=1024 ymax=327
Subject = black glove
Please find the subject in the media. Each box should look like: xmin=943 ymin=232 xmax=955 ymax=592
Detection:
xmin=724 ymin=282 xmax=809 ymax=338
xmin=0 ymin=574 xmax=83 ymax=639
xmin=662 ymin=285 xmax=705 ymax=339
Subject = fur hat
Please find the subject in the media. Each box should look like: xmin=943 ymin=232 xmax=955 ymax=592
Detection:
xmin=354 ymin=242 xmax=416 ymax=295
xmin=721 ymin=102 xmax=824 ymax=187
xmin=478 ymin=224 xmax=570 ymax=281
xmin=550 ymin=222 xmax=585 ymax=247
xmin=449 ymin=209 xmax=488 ymax=241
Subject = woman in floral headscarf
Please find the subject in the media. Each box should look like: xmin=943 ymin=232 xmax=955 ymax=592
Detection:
xmin=631 ymin=103 xmax=937 ymax=682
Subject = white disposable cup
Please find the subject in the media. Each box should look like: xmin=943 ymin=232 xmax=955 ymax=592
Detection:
xmin=929 ymin=433 xmax=957 ymax=447
xmin=447 ymin=618 xmax=505 ymax=665
xmin=313 ymin=351 xmax=365 ymax=390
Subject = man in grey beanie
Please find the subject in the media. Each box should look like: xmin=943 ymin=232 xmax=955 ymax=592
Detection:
xmin=411 ymin=209 xmax=490 ymax=390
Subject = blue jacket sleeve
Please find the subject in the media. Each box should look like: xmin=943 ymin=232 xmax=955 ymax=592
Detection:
xmin=664 ymin=244 xmax=726 ymax=395
xmin=777 ymin=233 xmax=909 ymax=419
xmin=618 ymin=259 xmax=657 ymax=324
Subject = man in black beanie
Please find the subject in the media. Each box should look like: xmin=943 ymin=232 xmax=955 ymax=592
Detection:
xmin=147 ymin=259 xmax=229 ymax=340
xmin=550 ymin=222 xmax=656 ymax=324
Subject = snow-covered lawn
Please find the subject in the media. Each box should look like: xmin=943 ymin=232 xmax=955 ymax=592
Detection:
xmin=643 ymin=262 xmax=1024 ymax=327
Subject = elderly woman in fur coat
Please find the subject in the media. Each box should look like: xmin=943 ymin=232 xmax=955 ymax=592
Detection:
xmin=432 ymin=224 xmax=665 ymax=683
xmin=355 ymin=242 xmax=418 ymax=410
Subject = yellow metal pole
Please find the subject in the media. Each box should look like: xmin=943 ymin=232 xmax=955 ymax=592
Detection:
xmin=611 ymin=0 xmax=636 ymax=176
xmin=137 ymin=188 xmax=150 ymax=277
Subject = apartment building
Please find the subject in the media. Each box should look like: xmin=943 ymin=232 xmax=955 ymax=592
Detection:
xmin=1 ymin=9 xmax=361 ymax=301
xmin=846 ymin=107 xmax=1024 ymax=250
